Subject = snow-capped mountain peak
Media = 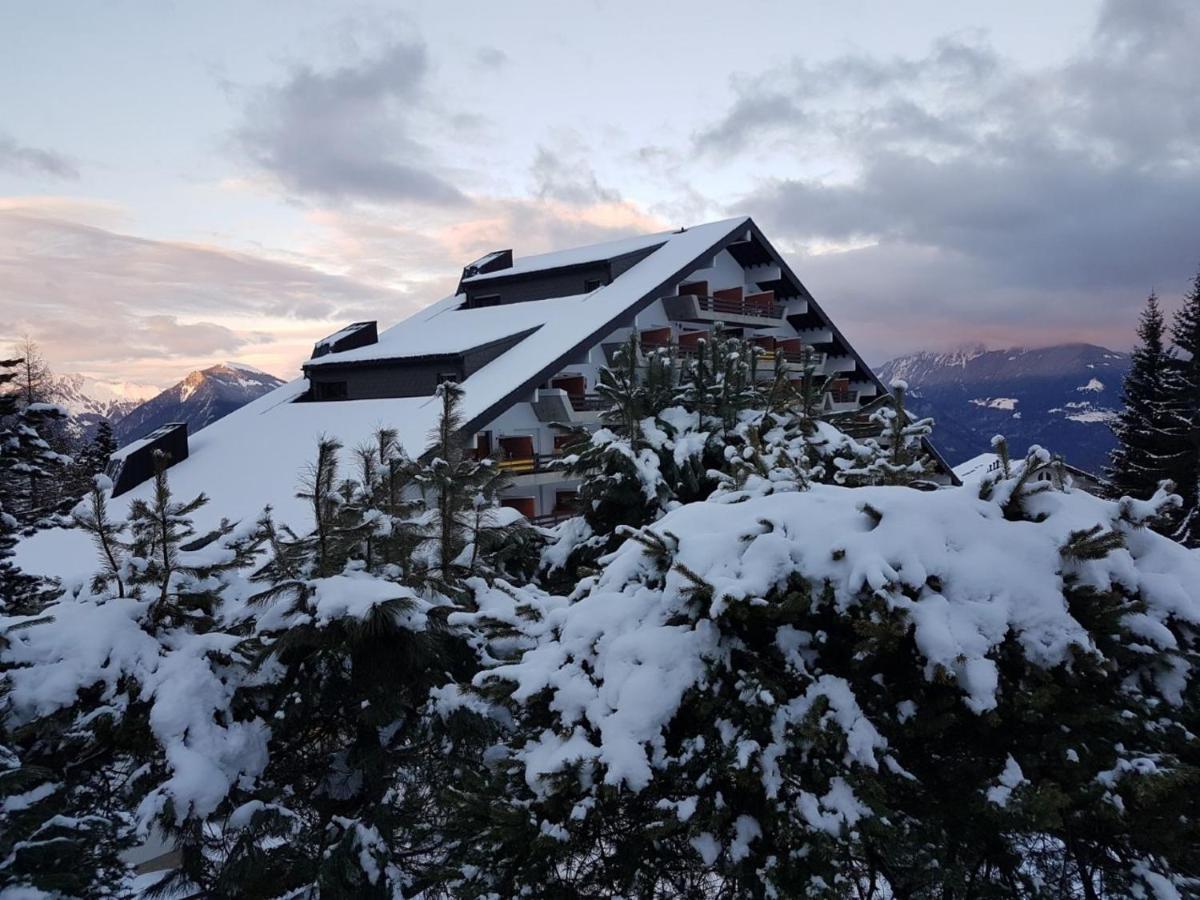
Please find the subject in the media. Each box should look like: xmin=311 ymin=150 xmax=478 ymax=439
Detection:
xmin=53 ymin=373 xmax=160 ymax=421
xmin=114 ymin=363 xmax=285 ymax=446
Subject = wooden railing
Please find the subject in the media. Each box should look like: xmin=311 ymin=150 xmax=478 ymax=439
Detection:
xmin=496 ymin=452 xmax=563 ymax=476
xmin=530 ymin=510 xmax=578 ymax=528
xmin=692 ymin=294 xmax=783 ymax=319
xmin=757 ymin=349 xmax=827 ymax=368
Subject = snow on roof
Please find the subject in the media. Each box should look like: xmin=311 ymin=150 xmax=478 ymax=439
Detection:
xmin=953 ymin=453 xmax=1002 ymax=484
xmin=459 ymin=227 xmax=681 ymax=283
xmin=305 ymin=294 xmax=564 ymax=366
xmin=109 ymin=423 xmax=185 ymax=462
xmin=17 ymin=217 xmax=750 ymax=584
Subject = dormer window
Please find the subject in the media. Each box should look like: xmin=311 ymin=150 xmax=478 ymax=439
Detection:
xmin=467 ymin=293 xmax=501 ymax=309
xmin=314 ymin=381 xmax=348 ymax=401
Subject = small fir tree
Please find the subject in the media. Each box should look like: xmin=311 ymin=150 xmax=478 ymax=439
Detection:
xmin=1107 ymin=292 xmax=1184 ymax=509
xmin=1165 ymin=266 xmax=1200 ymax=545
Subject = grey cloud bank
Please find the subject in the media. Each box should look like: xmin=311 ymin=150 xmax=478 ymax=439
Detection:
xmin=704 ymin=0 xmax=1200 ymax=358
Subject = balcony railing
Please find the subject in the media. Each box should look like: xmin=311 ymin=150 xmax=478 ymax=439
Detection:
xmin=567 ymin=393 xmax=606 ymax=412
xmin=496 ymin=452 xmax=565 ymax=476
xmin=640 ymin=342 xmax=825 ymax=372
xmin=692 ymin=294 xmax=783 ymax=319
xmin=757 ymin=349 xmax=827 ymax=368
xmin=530 ymin=509 xmax=579 ymax=528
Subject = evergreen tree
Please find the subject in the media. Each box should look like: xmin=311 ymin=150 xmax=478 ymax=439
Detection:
xmin=833 ymin=380 xmax=935 ymax=486
xmin=0 ymin=401 xmax=71 ymax=533
xmin=411 ymin=381 xmax=535 ymax=584
xmin=0 ymin=362 xmax=61 ymax=619
xmin=1165 ymin=267 xmax=1200 ymax=545
xmin=1107 ymin=293 xmax=1184 ymax=509
xmin=563 ymin=335 xmax=683 ymax=539
xmin=454 ymin=438 xmax=1199 ymax=899
xmin=165 ymin=405 xmax=532 ymax=895
xmin=68 ymin=418 xmax=118 ymax=502
xmin=2 ymin=460 xmax=247 ymax=897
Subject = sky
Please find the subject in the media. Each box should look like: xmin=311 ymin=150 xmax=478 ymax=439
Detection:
xmin=2 ymin=0 xmax=1198 ymax=390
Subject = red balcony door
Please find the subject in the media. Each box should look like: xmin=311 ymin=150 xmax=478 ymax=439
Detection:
xmin=500 ymin=497 xmax=536 ymax=518
xmin=498 ymin=435 xmax=535 ymax=460
xmin=551 ymin=375 xmax=586 ymax=398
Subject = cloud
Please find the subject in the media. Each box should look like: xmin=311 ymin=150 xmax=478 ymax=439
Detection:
xmin=0 ymin=206 xmax=389 ymax=385
xmin=303 ymin=193 xmax=665 ymax=295
xmin=530 ymin=144 xmax=620 ymax=206
xmin=704 ymin=0 xmax=1200 ymax=358
xmin=0 ymin=135 xmax=79 ymax=179
xmin=474 ymin=46 xmax=508 ymax=69
xmin=234 ymin=38 xmax=467 ymax=205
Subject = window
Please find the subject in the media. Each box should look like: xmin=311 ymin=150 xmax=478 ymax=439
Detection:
xmin=467 ymin=293 xmax=501 ymax=308
xmin=584 ymin=278 xmax=606 ymax=292
xmin=436 ymin=372 xmax=459 ymax=385
xmin=314 ymin=380 xmax=348 ymax=401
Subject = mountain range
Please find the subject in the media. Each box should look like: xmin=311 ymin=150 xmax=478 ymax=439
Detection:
xmin=53 ymin=374 xmax=160 ymax=437
xmin=876 ymin=343 xmax=1129 ymax=475
xmin=52 ymin=363 xmax=284 ymax=446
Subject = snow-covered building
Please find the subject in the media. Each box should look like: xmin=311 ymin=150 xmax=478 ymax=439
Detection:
xmin=18 ymin=216 xmax=952 ymax=579
xmin=954 ymin=451 xmax=1108 ymax=496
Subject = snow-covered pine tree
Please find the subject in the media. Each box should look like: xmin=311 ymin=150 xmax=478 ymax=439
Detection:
xmin=454 ymin=432 xmax=1200 ymax=899
xmin=0 ymin=360 xmax=58 ymax=615
xmin=66 ymin=418 xmax=118 ymax=505
xmin=1107 ymin=293 xmax=1183 ymax=510
xmin=832 ymin=380 xmax=935 ymax=486
xmin=563 ymin=335 xmax=683 ymax=537
xmin=73 ymin=474 xmax=131 ymax=598
xmin=2 ymin=457 xmax=257 ymax=897
xmin=1165 ymin=267 xmax=1200 ymax=545
xmin=410 ymin=381 xmax=535 ymax=585
xmin=165 ymin=397 xmax=538 ymax=895
xmin=677 ymin=323 xmax=761 ymax=437
xmin=126 ymin=449 xmax=239 ymax=628
xmin=0 ymin=401 xmax=71 ymax=533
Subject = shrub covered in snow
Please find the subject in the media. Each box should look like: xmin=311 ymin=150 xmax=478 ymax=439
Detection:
xmin=453 ymin=444 xmax=1200 ymax=898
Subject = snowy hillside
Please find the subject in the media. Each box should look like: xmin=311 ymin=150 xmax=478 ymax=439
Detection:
xmin=877 ymin=343 xmax=1129 ymax=473
xmin=113 ymin=363 xmax=284 ymax=446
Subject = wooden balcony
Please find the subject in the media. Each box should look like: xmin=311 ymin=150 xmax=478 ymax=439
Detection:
xmin=497 ymin=452 xmax=562 ymax=475
xmin=663 ymin=285 xmax=784 ymax=325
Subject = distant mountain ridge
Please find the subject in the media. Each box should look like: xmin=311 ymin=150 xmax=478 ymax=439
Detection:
xmin=877 ymin=343 xmax=1129 ymax=474
xmin=52 ymin=373 xmax=159 ymax=440
xmin=114 ymin=363 xmax=284 ymax=446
